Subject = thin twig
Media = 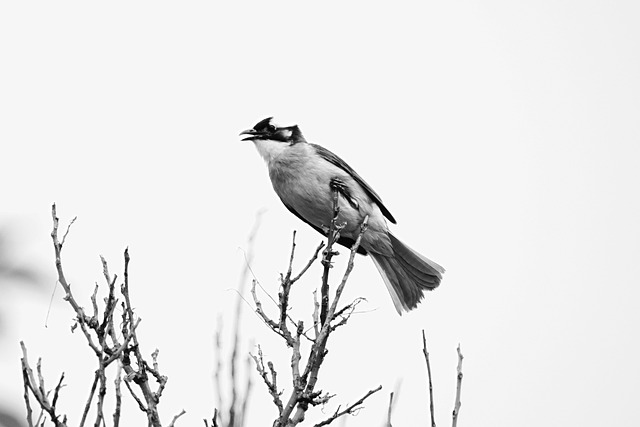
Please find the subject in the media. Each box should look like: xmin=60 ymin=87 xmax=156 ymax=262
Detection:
xmin=51 ymin=205 xmax=102 ymax=357
xmin=79 ymin=371 xmax=99 ymax=427
xmin=25 ymin=205 xmax=173 ymax=427
xmin=320 ymin=188 xmax=341 ymax=326
xmin=250 ymin=345 xmax=284 ymax=415
xmin=213 ymin=319 xmax=225 ymax=427
xmin=422 ymin=330 xmax=436 ymax=427
xmin=291 ymin=215 xmax=369 ymax=425
xmin=20 ymin=341 xmax=66 ymax=427
xmin=123 ymin=379 xmax=146 ymax=412
xmin=228 ymin=213 xmax=263 ymax=427
xmin=91 ymin=284 xmax=99 ymax=320
xmin=291 ymin=241 xmax=325 ymax=284
xmin=95 ymin=364 xmax=107 ymax=427
xmin=167 ymin=409 xmax=186 ymax=427
xmin=239 ymin=352 xmax=254 ymax=427
xmin=327 ymin=216 xmax=368 ymax=323
xmin=251 ymin=197 xmax=372 ymax=426
xmin=22 ymin=360 xmax=35 ymax=427
xmin=312 ymin=385 xmax=382 ymax=427
xmin=51 ymin=373 xmax=65 ymax=412
xmin=204 ymin=409 xmax=220 ymax=427
xmin=251 ymin=279 xmax=292 ymax=344
xmin=113 ymin=363 xmax=122 ymax=427
xmin=60 ymin=216 xmax=77 ymax=247
xmin=312 ymin=290 xmax=320 ymax=338
xmin=285 ymin=230 xmax=297 ymax=282
xmin=146 ymin=349 xmax=168 ymax=400
xmin=387 ymin=391 xmax=394 ymax=427
xmin=329 ymin=297 xmax=365 ymax=332
xmin=278 ymin=233 xmax=298 ymax=334
xmin=452 ymin=345 xmax=464 ymax=427
xmin=120 ymin=248 xmax=162 ymax=427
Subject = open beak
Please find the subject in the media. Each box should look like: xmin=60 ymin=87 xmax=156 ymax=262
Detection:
xmin=239 ymin=128 xmax=259 ymax=141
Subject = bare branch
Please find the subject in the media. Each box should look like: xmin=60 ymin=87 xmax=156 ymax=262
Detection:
xmin=329 ymin=297 xmax=365 ymax=332
xmin=79 ymin=371 xmax=99 ymax=427
xmin=285 ymin=230 xmax=298 ymax=283
xmin=296 ymin=215 xmax=370 ymax=422
xmin=320 ymin=188 xmax=341 ymax=326
xmin=291 ymin=241 xmax=325 ymax=284
xmin=250 ymin=345 xmax=284 ymax=415
xmin=286 ymin=211 xmax=369 ymax=425
xmin=422 ymin=330 xmax=436 ymax=427
xmin=51 ymin=205 xmax=102 ymax=358
xmin=124 ymin=378 xmax=146 ymax=412
xmin=312 ymin=290 xmax=320 ymax=338
xmin=325 ymin=216 xmax=368 ymax=324
xmin=167 ymin=409 xmax=186 ymax=427
xmin=251 ymin=279 xmax=292 ymax=344
xmin=95 ymin=363 xmax=108 ymax=427
xmin=227 ymin=213 xmax=264 ymax=427
xmin=51 ymin=373 xmax=65 ymax=412
xmin=60 ymin=216 xmax=77 ymax=247
xmin=119 ymin=248 xmax=162 ymax=427
xmin=23 ymin=205 xmax=177 ymax=427
xmin=386 ymin=391 xmax=394 ymax=427
xmin=22 ymin=359 xmax=35 ymax=427
xmin=312 ymin=385 xmax=382 ymax=427
xmin=91 ymin=284 xmax=99 ymax=320
xmin=113 ymin=363 xmax=122 ymax=427
xmin=246 ymin=193 xmax=376 ymax=426
xmin=452 ymin=345 xmax=464 ymax=427
xmin=20 ymin=341 xmax=66 ymax=427
xmin=204 ymin=409 xmax=220 ymax=427
xmin=213 ymin=319 xmax=225 ymax=427
xmin=239 ymin=352 xmax=254 ymax=427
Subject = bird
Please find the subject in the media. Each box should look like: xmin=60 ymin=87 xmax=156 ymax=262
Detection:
xmin=240 ymin=117 xmax=444 ymax=314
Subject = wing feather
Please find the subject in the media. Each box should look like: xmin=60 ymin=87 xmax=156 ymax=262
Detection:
xmin=311 ymin=143 xmax=397 ymax=224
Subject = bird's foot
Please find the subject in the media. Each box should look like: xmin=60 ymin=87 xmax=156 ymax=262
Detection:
xmin=322 ymin=248 xmax=340 ymax=258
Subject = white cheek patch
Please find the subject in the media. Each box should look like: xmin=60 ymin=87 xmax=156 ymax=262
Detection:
xmin=279 ymin=129 xmax=292 ymax=140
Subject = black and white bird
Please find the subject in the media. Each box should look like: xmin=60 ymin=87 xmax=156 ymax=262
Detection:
xmin=240 ymin=117 xmax=444 ymax=314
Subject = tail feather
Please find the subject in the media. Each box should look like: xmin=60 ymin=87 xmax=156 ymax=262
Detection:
xmin=370 ymin=234 xmax=444 ymax=314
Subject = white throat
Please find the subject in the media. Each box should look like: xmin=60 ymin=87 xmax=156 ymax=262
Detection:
xmin=253 ymin=139 xmax=289 ymax=166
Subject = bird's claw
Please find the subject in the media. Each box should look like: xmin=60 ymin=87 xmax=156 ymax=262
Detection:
xmin=322 ymin=249 xmax=339 ymax=258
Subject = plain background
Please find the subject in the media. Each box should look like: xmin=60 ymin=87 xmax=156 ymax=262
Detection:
xmin=1 ymin=1 xmax=639 ymax=426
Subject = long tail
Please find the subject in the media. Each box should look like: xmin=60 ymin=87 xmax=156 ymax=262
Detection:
xmin=370 ymin=233 xmax=445 ymax=314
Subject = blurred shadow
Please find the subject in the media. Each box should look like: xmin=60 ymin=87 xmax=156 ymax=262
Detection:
xmin=0 ymin=225 xmax=42 ymax=427
xmin=0 ymin=226 xmax=41 ymax=333
xmin=0 ymin=411 xmax=23 ymax=427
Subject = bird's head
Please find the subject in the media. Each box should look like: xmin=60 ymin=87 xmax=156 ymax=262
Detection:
xmin=240 ymin=117 xmax=306 ymax=144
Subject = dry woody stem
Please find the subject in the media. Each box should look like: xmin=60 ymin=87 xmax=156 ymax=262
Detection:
xmin=422 ymin=329 xmax=437 ymax=427
xmin=452 ymin=344 xmax=464 ymax=427
xmin=251 ymin=189 xmax=381 ymax=426
xmin=421 ymin=330 xmax=467 ymax=427
xmin=20 ymin=204 xmax=184 ymax=427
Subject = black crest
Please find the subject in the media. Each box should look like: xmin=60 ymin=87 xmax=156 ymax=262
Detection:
xmin=252 ymin=117 xmax=273 ymax=131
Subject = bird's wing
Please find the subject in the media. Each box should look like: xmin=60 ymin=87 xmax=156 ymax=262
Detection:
xmin=311 ymin=143 xmax=397 ymax=224
xmin=281 ymin=199 xmax=368 ymax=255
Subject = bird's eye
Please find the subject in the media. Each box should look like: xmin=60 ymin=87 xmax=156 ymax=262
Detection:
xmin=267 ymin=124 xmax=276 ymax=133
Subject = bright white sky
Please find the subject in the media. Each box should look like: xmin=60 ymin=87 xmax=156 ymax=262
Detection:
xmin=1 ymin=1 xmax=639 ymax=426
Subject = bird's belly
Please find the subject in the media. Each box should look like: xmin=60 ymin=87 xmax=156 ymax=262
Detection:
xmin=274 ymin=172 xmax=365 ymax=236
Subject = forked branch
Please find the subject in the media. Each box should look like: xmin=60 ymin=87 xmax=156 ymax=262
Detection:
xmin=21 ymin=204 xmax=183 ymax=426
xmin=420 ymin=330 xmax=466 ymax=427
xmin=251 ymin=189 xmax=381 ymax=426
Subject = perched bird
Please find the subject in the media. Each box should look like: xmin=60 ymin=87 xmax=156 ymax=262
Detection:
xmin=240 ymin=117 xmax=444 ymax=313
